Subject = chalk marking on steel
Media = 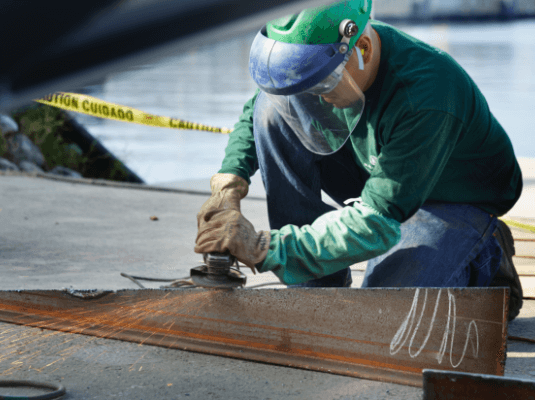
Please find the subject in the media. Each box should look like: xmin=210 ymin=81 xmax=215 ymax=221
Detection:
xmin=391 ymin=288 xmax=479 ymax=368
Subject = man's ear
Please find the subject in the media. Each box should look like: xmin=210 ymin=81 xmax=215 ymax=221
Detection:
xmin=356 ymin=35 xmax=373 ymax=64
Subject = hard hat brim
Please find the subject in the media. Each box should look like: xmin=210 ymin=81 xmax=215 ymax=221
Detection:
xmin=249 ymin=27 xmax=350 ymax=96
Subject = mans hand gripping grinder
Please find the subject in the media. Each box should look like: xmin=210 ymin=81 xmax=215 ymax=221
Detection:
xmin=194 ymin=174 xmax=270 ymax=274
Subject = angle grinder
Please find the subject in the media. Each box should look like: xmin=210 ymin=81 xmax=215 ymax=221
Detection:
xmin=190 ymin=252 xmax=247 ymax=289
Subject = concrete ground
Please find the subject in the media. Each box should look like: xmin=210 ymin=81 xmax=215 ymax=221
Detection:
xmin=0 ymin=169 xmax=534 ymax=399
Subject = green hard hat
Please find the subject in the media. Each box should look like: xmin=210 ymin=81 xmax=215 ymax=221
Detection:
xmin=266 ymin=0 xmax=372 ymax=49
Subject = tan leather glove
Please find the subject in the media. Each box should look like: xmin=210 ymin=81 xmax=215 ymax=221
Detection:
xmin=198 ymin=173 xmax=249 ymax=217
xmin=194 ymin=209 xmax=270 ymax=273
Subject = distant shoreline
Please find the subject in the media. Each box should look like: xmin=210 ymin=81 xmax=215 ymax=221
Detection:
xmin=377 ymin=14 xmax=535 ymax=24
xmin=373 ymin=0 xmax=535 ymax=24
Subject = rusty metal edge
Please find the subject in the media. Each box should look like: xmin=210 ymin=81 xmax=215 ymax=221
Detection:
xmin=0 ymin=287 xmax=509 ymax=388
xmin=501 ymin=288 xmax=510 ymax=375
xmin=0 ymin=308 xmax=423 ymax=387
xmin=422 ymin=369 xmax=535 ymax=399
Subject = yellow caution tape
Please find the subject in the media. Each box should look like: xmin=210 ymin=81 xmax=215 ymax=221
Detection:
xmin=35 ymin=92 xmax=233 ymax=134
xmin=500 ymin=218 xmax=535 ymax=234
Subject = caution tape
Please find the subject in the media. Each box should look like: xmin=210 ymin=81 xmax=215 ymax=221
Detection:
xmin=501 ymin=218 xmax=535 ymax=234
xmin=35 ymin=92 xmax=232 ymax=134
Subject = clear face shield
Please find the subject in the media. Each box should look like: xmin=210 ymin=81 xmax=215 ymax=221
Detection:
xmin=266 ymin=47 xmax=365 ymax=155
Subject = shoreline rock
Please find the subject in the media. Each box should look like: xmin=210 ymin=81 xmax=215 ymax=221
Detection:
xmin=0 ymin=107 xmax=143 ymax=183
xmin=0 ymin=115 xmax=81 ymax=178
xmin=0 ymin=158 xmax=19 ymax=171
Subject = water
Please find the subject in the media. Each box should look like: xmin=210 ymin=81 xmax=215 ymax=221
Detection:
xmin=72 ymin=20 xmax=535 ymax=185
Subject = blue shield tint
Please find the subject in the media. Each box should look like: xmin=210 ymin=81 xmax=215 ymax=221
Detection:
xmin=249 ymin=27 xmax=348 ymax=96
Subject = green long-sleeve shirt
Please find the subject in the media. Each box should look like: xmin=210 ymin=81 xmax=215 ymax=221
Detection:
xmin=219 ymin=20 xmax=523 ymax=284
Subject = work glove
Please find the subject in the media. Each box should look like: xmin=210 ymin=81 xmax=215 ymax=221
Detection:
xmin=195 ymin=209 xmax=270 ymax=273
xmin=198 ymin=173 xmax=249 ymax=216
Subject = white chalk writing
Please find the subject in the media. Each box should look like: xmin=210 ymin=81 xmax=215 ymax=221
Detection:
xmin=390 ymin=288 xmax=479 ymax=368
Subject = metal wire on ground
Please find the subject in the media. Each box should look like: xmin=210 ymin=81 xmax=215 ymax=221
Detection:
xmin=120 ymin=273 xmax=195 ymax=289
xmin=120 ymin=271 xmax=286 ymax=289
xmin=0 ymin=380 xmax=65 ymax=400
xmin=162 ymin=280 xmax=197 ymax=289
xmin=120 ymin=272 xmax=145 ymax=288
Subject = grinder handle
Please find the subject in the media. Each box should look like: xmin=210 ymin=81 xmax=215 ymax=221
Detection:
xmin=203 ymin=252 xmax=236 ymax=268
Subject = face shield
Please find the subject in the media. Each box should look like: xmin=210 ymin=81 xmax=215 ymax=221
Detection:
xmin=265 ymin=48 xmax=365 ymax=155
xmin=249 ymin=23 xmax=366 ymax=155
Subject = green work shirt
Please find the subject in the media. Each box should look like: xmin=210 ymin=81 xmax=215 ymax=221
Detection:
xmin=218 ymin=20 xmax=523 ymax=284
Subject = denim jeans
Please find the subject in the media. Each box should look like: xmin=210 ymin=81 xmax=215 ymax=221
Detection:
xmin=253 ymin=92 xmax=502 ymax=288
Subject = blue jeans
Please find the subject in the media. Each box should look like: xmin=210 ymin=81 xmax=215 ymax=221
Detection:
xmin=253 ymin=92 xmax=502 ymax=288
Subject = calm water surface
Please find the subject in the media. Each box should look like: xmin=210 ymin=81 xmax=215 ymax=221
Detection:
xmin=72 ymin=20 xmax=535 ymax=185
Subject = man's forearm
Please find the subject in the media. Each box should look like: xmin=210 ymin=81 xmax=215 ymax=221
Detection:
xmin=258 ymin=201 xmax=401 ymax=285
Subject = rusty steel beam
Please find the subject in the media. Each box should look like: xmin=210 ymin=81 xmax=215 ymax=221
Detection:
xmin=423 ymin=369 xmax=535 ymax=399
xmin=0 ymin=288 xmax=508 ymax=387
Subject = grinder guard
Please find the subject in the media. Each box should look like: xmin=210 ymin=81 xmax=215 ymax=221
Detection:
xmin=191 ymin=253 xmax=247 ymax=289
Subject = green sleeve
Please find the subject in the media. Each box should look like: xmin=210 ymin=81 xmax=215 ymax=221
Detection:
xmin=218 ymin=90 xmax=261 ymax=184
xmin=258 ymin=201 xmax=401 ymax=285
xmin=362 ymin=110 xmax=465 ymax=223
xmin=257 ymin=111 xmax=463 ymax=284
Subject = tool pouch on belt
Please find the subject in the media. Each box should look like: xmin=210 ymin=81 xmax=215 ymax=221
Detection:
xmin=197 ymin=173 xmax=249 ymax=227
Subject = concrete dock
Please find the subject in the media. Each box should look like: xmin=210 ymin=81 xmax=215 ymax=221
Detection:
xmin=0 ymin=166 xmax=534 ymax=399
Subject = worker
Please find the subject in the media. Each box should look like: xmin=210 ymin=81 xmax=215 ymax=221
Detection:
xmin=194 ymin=0 xmax=524 ymax=320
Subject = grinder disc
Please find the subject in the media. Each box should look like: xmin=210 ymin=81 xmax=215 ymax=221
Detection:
xmin=190 ymin=265 xmax=247 ymax=289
